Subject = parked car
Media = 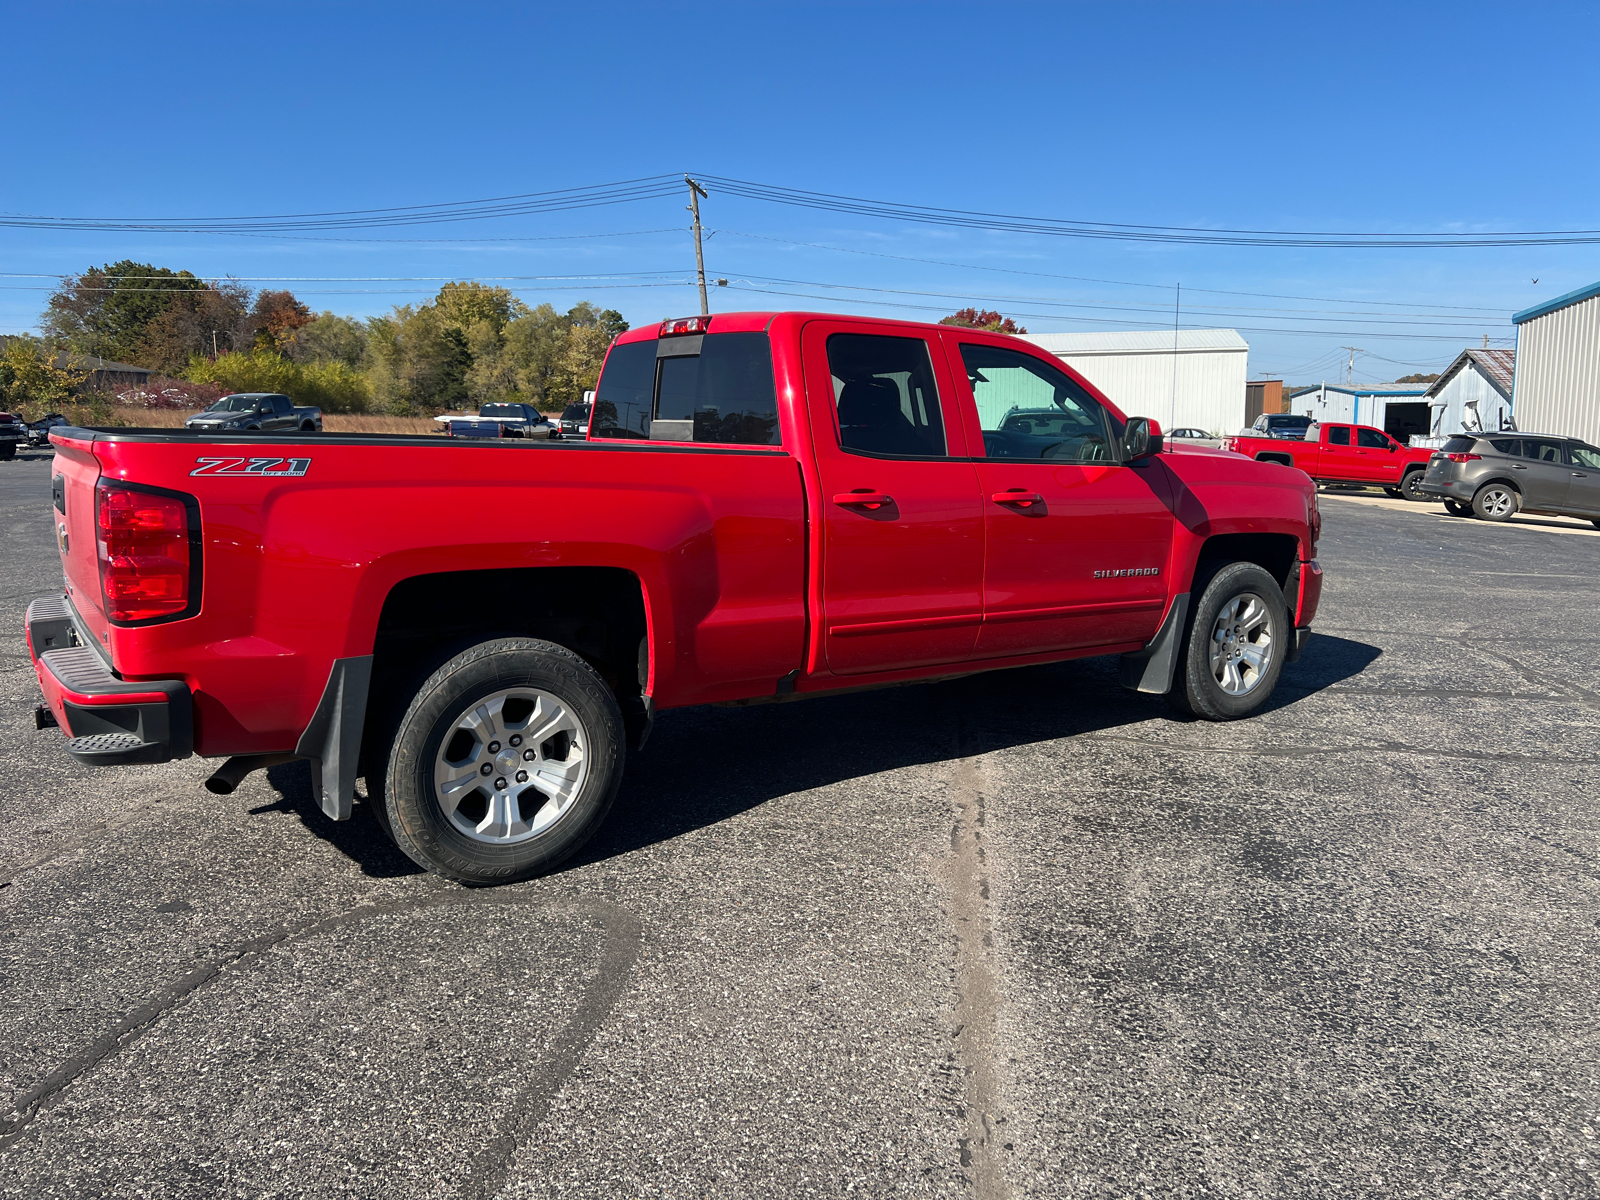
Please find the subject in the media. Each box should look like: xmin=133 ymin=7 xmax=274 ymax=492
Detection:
xmin=557 ymin=401 xmax=592 ymax=438
xmin=1168 ymin=427 xmax=1223 ymax=449
xmin=1226 ymin=421 xmax=1437 ymax=500
xmin=0 ymin=411 xmax=26 ymax=459
xmin=27 ymin=413 xmax=70 ymax=447
xmin=29 ymin=309 xmax=1322 ymax=885
xmin=1247 ymin=413 xmax=1315 ymax=440
xmin=184 ymin=393 xmax=322 ymax=433
xmin=1417 ymin=432 xmax=1600 ymax=525
xmin=435 ymin=402 xmax=554 ymax=439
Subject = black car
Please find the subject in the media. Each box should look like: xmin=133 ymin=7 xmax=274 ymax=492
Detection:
xmin=1248 ymin=413 xmax=1314 ymax=440
xmin=26 ymin=413 xmax=69 ymax=447
xmin=0 ymin=411 xmax=25 ymax=459
xmin=558 ymin=401 xmax=592 ymax=438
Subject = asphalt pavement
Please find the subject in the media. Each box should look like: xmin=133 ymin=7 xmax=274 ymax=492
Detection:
xmin=3 ymin=452 xmax=1599 ymax=1199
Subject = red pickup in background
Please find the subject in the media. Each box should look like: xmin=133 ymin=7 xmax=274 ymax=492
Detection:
xmin=28 ymin=311 xmax=1323 ymax=884
xmin=1226 ymin=421 xmax=1436 ymax=501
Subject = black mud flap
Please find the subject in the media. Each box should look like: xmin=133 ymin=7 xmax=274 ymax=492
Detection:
xmin=295 ymin=655 xmax=373 ymax=821
xmin=1118 ymin=593 xmax=1190 ymax=695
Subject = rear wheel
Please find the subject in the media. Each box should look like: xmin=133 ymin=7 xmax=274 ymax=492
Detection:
xmin=1382 ymin=486 xmax=1404 ymax=499
xmin=1169 ymin=562 xmax=1288 ymax=721
xmin=378 ymin=637 xmax=625 ymax=885
xmin=1472 ymin=483 xmax=1519 ymax=522
xmin=0 ymin=442 xmax=14 ymax=460
xmin=1401 ymin=469 xmax=1428 ymax=502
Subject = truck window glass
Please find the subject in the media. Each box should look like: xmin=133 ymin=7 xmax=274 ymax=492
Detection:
xmin=593 ymin=333 xmax=780 ymax=445
xmin=959 ymin=343 xmax=1113 ymax=462
xmin=825 ymin=333 xmax=947 ymax=457
xmin=592 ymin=342 xmax=657 ymax=438
xmin=273 ymin=396 xmax=292 ymax=415
xmin=1356 ymin=428 xmax=1391 ymax=449
xmin=1326 ymin=427 xmax=1350 ymax=446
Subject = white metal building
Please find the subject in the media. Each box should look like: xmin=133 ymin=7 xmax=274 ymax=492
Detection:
xmin=1282 ymin=383 xmax=1429 ymax=437
xmin=1420 ymin=349 xmax=1515 ymax=439
xmin=1510 ymin=281 xmax=1600 ymax=442
xmin=1020 ymin=328 xmax=1249 ymax=435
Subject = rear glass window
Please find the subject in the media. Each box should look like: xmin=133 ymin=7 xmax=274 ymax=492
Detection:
xmin=1523 ymin=439 xmax=1563 ymax=463
xmin=1326 ymin=426 xmax=1350 ymax=446
xmin=1443 ymin=436 xmax=1480 ymax=453
xmin=561 ymin=402 xmax=590 ymax=422
xmin=480 ymin=404 xmax=522 ymax=418
xmin=592 ymin=333 xmax=780 ymax=445
xmin=827 ymin=333 xmax=947 ymax=458
xmin=1270 ymin=415 xmax=1312 ymax=429
xmin=1488 ymin=438 xmax=1519 ymax=455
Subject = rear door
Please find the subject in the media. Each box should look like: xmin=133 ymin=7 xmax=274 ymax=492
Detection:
xmin=802 ymin=320 xmax=985 ymax=675
xmin=1567 ymin=443 xmax=1600 ymax=514
xmin=1515 ymin=438 xmax=1571 ymax=510
xmin=1354 ymin=427 xmax=1403 ymax=483
xmin=1318 ymin=425 xmax=1362 ymax=480
xmin=942 ymin=333 xmax=1175 ymax=656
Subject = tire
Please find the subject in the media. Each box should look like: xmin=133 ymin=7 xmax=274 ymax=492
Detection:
xmin=377 ymin=637 xmax=625 ymax=885
xmin=1401 ymin=469 xmax=1429 ymax=502
xmin=0 ymin=443 xmax=14 ymax=461
xmin=1472 ymin=483 xmax=1519 ymax=522
xmin=1383 ymin=486 xmax=1404 ymax=499
xmin=1168 ymin=562 xmax=1288 ymax=721
xmin=1443 ymin=499 xmax=1473 ymax=518
xmin=300 ymin=422 xmax=316 ymax=432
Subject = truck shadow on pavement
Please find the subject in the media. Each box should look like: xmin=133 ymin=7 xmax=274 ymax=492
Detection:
xmin=252 ymin=634 xmax=1379 ymax=879
xmin=570 ymin=633 xmax=1382 ymax=872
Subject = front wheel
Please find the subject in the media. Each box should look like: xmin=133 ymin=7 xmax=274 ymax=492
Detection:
xmin=1401 ymin=470 xmax=1429 ymax=502
xmin=1169 ymin=562 xmax=1288 ymax=721
xmin=378 ymin=637 xmax=625 ymax=884
xmin=1473 ymin=483 xmax=1519 ymax=522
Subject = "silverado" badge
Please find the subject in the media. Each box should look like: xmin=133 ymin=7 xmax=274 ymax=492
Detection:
xmin=190 ymin=457 xmax=311 ymax=478
xmin=1094 ymin=567 xmax=1161 ymax=578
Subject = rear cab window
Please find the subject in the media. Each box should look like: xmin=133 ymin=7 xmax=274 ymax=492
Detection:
xmin=591 ymin=318 xmax=781 ymax=447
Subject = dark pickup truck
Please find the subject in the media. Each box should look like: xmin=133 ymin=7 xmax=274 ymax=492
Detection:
xmin=184 ymin=392 xmax=323 ymax=434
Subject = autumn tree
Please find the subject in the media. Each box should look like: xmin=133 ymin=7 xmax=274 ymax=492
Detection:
xmin=939 ymin=307 xmax=1028 ymax=335
xmin=250 ymin=290 xmax=313 ymax=354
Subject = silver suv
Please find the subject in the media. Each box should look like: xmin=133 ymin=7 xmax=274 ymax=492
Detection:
xmin=1418 ymin=432 xmax=1600 ymax=525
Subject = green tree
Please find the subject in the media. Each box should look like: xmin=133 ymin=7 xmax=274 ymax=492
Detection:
xmin=186 ymin=348 xmax=371 ymax=413
xmin=366 ymin=304 xmax=474 ymax=414
xmin=44 ymin=261 xmax=213 ymax=364
xmin=0 ymin=336 xmax=85 ymax=417
xmin=289 ymin=312 xmax=369 ymax=368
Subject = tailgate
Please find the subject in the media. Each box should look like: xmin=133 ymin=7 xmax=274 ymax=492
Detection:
xmin=50 ymin=434 xmax=110 ymax=646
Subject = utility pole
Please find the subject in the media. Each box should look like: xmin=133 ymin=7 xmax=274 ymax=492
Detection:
xmin=1339 ymin=346 xmax=1365 ymax=387
xmin=685 ymin=176 xmax=709 ymax=316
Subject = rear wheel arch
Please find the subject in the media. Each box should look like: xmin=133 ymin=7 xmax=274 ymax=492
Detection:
xmin=364 ymin=566 xmax=651 ymax=775
xmin=1254 ymin=452 xmax=1294 ymax=467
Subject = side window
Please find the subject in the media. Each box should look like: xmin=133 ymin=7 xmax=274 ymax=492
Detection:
xmin=1490 ymin=438 xmax=1520 ymax=455
xmin=825 ymin=333 xmax=947 ymax=458
xmin=1326 ymin=426 xmax=1351 ymax=446
xmin=592 ymin=334 xmax=780 ymax=445
xmin=1523 ymin=439 xmax=1562 ymax=463
xmin=957 ymin=343 xmax=1114 ymax=462
xmin=1570 ymin=444 xmax=1600 ymax=469
xmin=1356 ymin=428 xmax=1390 ymax=449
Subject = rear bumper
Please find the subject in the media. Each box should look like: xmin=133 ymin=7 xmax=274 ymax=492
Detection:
xmin=1418 ymin=477 xmax=1473 ymax=500
xmin=26 ymin=597 xmax=193 ymax=766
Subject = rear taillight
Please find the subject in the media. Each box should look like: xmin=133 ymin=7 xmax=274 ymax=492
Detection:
xmin=96 ymin=482 xmax=195 ymax=623
xmin=1445 ymin=453 xmax=1481 ymax=463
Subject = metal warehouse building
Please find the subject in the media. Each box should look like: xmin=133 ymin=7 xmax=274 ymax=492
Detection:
xmin=1511 ymin=280 xmax=1600 ymax=443
xmin=1284 ymin=383 xmax=1429 ymax=439
xmin=1020 ymin=329 xmax=1249 ymax=436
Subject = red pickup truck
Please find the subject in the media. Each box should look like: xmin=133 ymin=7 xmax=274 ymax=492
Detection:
xmin=1226 ymin=421 xmax=1436 ymax=501
xmin=27 ymin=311 xmax=1323 ymax=884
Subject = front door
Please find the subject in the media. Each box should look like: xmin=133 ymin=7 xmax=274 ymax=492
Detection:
xmin=941 ymin=333 xmax=1175 ymax=657
xmin=1567 ymin=443 xmax=1600 ymax=514
xmin=1353 ymin=427 xmax=1403 ymax=483
xmin=1515 ymin=437 xmax=1571 ymax=510
xmin=802 ymin=321 xmax=985 ymax=675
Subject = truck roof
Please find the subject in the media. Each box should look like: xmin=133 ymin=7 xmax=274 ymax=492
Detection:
xmin=612 ymin=311 xmax=1044 ymax=346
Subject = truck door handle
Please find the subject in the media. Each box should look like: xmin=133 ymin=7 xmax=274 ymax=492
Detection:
xmin=833 ymin=491 xmax=893 ymax=510
xmin=991 ymin=490 xmax=1044 ymax=507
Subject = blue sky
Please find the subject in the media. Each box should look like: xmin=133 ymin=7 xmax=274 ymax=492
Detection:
xmin=3 ymin=1 xmax=1597 ymax=384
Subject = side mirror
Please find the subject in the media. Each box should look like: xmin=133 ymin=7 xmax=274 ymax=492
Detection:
xmin=1122 ymin=417 xmax=1163 ymax=462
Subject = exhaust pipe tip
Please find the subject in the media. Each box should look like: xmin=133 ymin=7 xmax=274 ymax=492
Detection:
xmin=205 ymin=753 xmax=300 ymax=796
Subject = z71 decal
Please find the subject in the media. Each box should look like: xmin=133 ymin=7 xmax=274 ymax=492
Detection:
xmin=190 ymin=457 xmax=311 ymax=478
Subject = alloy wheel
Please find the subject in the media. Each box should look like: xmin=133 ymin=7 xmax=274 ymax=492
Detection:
xmin=1208 ymin=592 xmax=1275 ymax=696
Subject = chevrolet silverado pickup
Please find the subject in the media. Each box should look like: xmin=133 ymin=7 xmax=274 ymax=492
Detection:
xmin=28 ymin=311 xmax=1323 ymax=884
xmin=184 ymin=392 xmax=323 ymax=433
xmin=1226 ymin=421 xmax=1435 ymax=500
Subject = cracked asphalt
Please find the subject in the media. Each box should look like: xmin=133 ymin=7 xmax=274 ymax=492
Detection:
xmin=3 ymin=452 xmax=1599 ymax=1199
